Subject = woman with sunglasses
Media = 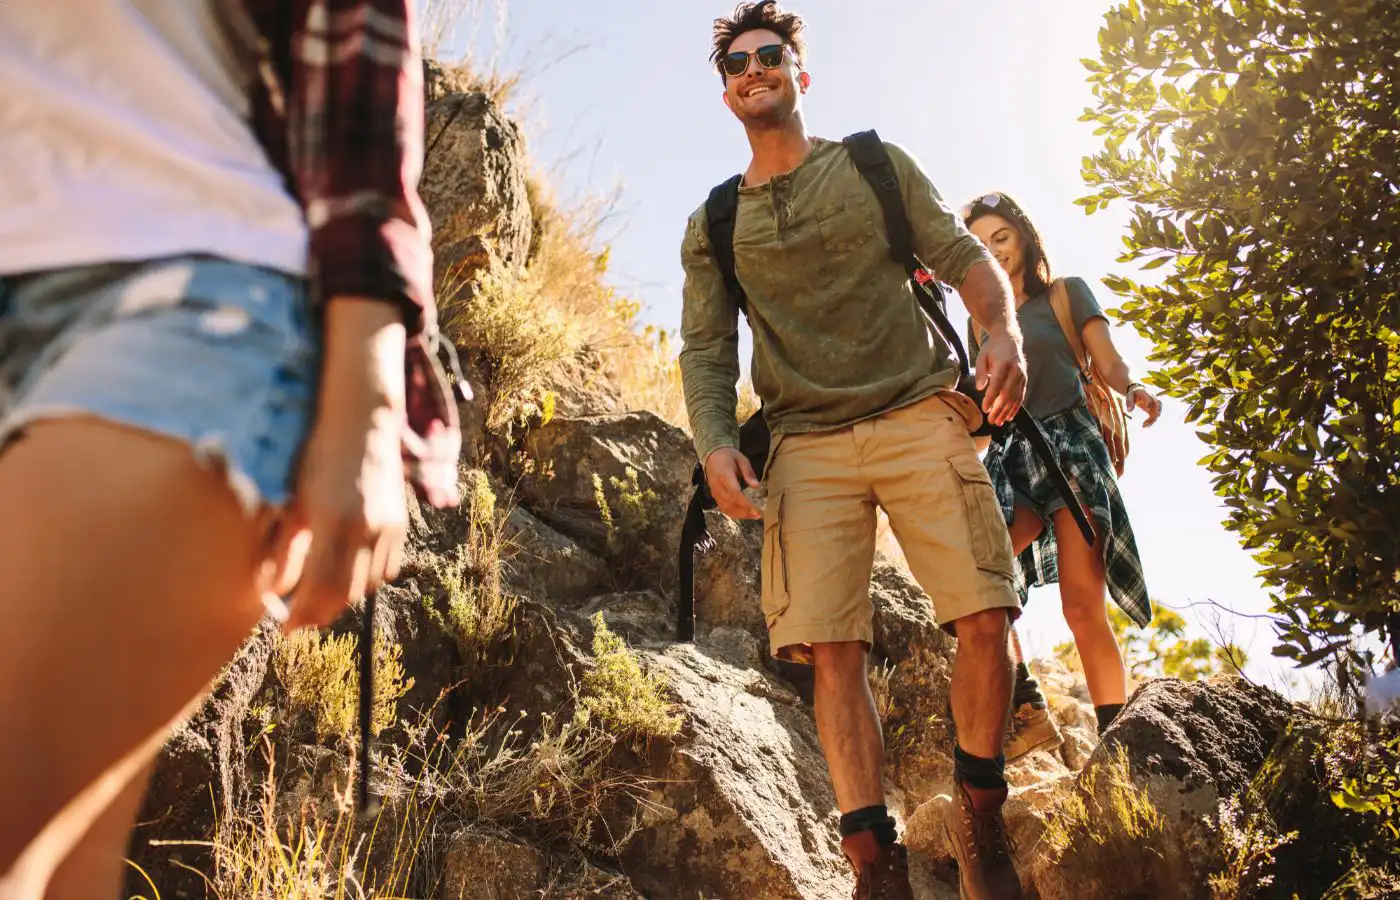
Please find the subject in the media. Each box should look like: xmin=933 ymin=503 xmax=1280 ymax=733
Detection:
xmin=961 ymin=191 xmax=1160 ymax=759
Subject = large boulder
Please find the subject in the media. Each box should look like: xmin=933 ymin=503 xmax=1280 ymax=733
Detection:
xmin=621 ymin=643 xmax=852 ymax=900
xmin=1029 ymin=676 xmax=1296 ymax=900
xmin=692 ymin=510 xmax=765 ymax=635
xmin=520 ymin=412 xmax=696 ymax=590
xmin=868 ymin=562 xmax=959 ymax=811
xmin=420 ymin=90 xmax=532 ymax=307
xmin=501 ymin=506 xmax=611 ymax=606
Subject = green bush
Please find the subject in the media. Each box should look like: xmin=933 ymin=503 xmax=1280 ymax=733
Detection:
xmin=574 ymin=614 xmax=681 ymax=743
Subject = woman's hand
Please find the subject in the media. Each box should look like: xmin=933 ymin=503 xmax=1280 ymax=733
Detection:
xmin=1125 ymin=383 xmax=1162 ymax=427
xmin=264 ymin=298 xmax=409 ymax=631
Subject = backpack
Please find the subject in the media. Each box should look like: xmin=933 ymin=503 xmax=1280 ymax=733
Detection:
xmin=675 ymin=130 xmax=1090 ymax=641
xmin=968 ymin=278 xmax=1131 ymax=476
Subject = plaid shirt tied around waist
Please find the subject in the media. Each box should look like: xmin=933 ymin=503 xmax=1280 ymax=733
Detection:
xmin=984 ymin=404 xmax=1152 ymax=627
xmin=220 ymin=0 xmax=465 ymax=509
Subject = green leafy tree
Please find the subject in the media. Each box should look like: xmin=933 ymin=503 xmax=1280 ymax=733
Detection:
xmin=1079 ymin=0 xmax=1400 ymax=665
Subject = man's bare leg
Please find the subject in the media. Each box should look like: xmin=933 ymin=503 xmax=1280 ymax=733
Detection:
xmin=0 ymin=419 xmax=271 ymax=897
xmin=811 ymin=640 xmax=885 ymax=812
xmin=949 ymin=608 xmax=1013 ymax=759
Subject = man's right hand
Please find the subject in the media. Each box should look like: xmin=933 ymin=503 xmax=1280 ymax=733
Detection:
xmin=974 ymin=329 xmax=1027 ymax=427
xmin=704 ymin=447 xmax=763 ymax=520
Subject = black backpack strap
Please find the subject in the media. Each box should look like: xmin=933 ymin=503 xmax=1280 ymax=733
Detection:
xmin=705 ymin=174 xmax=748 ymax=317
xmin=843 ymin=130 xmax=918 ymax=278
xmin=679 ymin=175 xmax=760 ymax=641
xmin=842 ymin=130 xmax=971 ymax=378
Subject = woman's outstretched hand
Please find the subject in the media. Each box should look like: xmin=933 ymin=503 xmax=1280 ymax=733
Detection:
xmin=1125 ymin=384 xmax=1163 ymax=427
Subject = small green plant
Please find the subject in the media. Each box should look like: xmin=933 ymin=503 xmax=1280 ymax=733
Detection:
xmin=1325 ymin=724 xmax=1400 ymax=854
xmin=574 ymin=614 xmax=681 ymax=743
xmin=592 ymin=467 xmax=661 ymax=559
xmin=271 ymin=629 xmax=413 ymax=745
xmin=1207 ymin=795 xmax=1297 ymax=900
xmin=426 ymin=470 xmax=518 ymax=675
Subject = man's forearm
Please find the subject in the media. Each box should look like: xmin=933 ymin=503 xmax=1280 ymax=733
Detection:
xmin=678 ymin=344 xmax=741 ymax=464
xmin=959 ymin=261 xmax=1020 ymax=339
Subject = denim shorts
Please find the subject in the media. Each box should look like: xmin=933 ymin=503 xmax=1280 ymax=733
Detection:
xmin=0 ymin=256 xmax=320 ymax=512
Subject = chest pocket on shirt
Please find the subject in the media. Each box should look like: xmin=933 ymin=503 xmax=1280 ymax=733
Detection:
xmin=816 ymin=198 xmax=875 ymax=255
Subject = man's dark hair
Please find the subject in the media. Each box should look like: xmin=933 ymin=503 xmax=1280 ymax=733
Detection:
xmin=964 ymin=192 xmax=1053 ymax=299
xmin=710 ymin=1 xmax=808 ymax=83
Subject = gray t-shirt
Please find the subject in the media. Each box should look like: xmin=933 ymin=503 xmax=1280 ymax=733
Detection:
xmin=969 ymin=276 xmax=1107 ymax=419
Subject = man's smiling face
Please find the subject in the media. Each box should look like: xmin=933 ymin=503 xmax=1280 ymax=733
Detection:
xmin=722 ymin=28 xmax=808 ymax=127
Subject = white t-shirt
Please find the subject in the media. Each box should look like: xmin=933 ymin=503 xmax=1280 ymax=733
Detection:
xmin=0 ymin=1 xmax=308 ymax=277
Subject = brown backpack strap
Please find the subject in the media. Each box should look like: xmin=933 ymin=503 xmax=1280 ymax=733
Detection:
xmin=1047 ymin=277 xmax=1091 ymax=377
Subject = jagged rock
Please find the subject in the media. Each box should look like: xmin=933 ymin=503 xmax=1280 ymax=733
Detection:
xmin=869 ymin=563 xmax=958 ymax=811
xmin=1059 ymin=726 xmax=1097 ymax=771
xmin=495 ymin=599 xmax=590 ymax=728
xmin=522 ymin=411 xmax=695 ymax=514
xmin=520 ymin=411 xmax=695 ymax=590
xmin=622 ymin=644 xmax=851 ymax=899
xmin=693 ymin=510 xmax=765 ymax=635
xmin=1006 ymin=748 xmax=1071 ymax=788
xmin=548 ymin=346 xmax=625 ymax=418
xmin=421 ymin=90 xmax=532 ymax=306
xmin=440 ymin=832 xmax=545 ymax=900
xmin=501 ymin=506 xmax=611 ymax=605
xmin=1030 ymin=676 xmax=1295 ymax=900
xmin=579 ymin=590 xmax=675 ymax=645
xmin=423 ymin=59 xmax=479 ymax=104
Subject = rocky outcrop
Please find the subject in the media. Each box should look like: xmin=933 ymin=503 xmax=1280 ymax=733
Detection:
xmin=421 ymin=90 xmax=532 ymax=306
xmin=624 ymin=643 xmax=851 ymax=900
xmin=906 ymin=675 xmax=1296 ymax=900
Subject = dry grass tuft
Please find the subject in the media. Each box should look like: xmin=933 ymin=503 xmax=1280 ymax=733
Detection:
xmin=272 ymin=631 xmax=413 ymax=745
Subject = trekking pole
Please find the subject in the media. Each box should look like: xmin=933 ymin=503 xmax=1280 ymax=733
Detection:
xmin=357 ymin=588 xmax=378 ymax=817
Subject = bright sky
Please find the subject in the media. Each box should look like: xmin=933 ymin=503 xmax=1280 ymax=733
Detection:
xmin=439 ymin=0 xmax=1307 ymax=693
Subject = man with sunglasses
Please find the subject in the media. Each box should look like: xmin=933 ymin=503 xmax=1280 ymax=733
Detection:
xmin=679 ymin=3 xmax=1028 ymax=899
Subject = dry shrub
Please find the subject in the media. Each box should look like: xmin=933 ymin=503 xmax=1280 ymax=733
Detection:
xmin=1207 ymin=795 xmax=1296 ymax=900
xmin=380 ymin=706 xmax=660 ymax=859
xmin=272 ymin=631 xmax=412 ymax=745
xmin=868 ymin=660 xmax=897 ymax=724
xmin=1039 ymin=745 xmax=1170 ymax=896
xmin=134 ymin=744 xmax=437 ymax=900
xmin=524 ymin=177 xmax=686 ymax=424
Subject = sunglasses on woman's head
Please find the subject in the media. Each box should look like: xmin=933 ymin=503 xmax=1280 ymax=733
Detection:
xmin=961 ymin=192 xmax=1027 ymax=221
xmin=722 ymin=43 xmax=789 ymax=78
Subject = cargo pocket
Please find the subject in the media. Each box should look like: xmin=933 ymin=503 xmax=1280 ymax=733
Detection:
xmin=760 ymin=491 xmax=790 ymax=627
xmin=949 ymin=453 xmax=1015 ymax=580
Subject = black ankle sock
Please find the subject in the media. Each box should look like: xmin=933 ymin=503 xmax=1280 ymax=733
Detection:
xmin=1095 ymin=703 xmax=1124 ymax=735
xmin=839 ymin=805 xmax=898 ymax=846
xmin=1013 ymin=663 xmax=1047 ymax=709
xmin=954 ymin=746 xmax=1007 ymax=791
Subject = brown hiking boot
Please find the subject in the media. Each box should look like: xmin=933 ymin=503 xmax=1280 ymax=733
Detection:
xmin=842 ymin=831 xmax=914 ymax=900
xmin=1004 ymin=702 xmax=1063 ymax=763
xmin=944 ymin=781 xmax=1023 ymax=900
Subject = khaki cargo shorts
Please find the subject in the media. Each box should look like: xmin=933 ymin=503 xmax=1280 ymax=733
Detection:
xmin=760 ymin=392 xmax=1020 ymax=663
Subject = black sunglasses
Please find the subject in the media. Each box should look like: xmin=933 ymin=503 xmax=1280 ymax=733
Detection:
xmin=721 ymin=43 xmax=789 ymax=78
